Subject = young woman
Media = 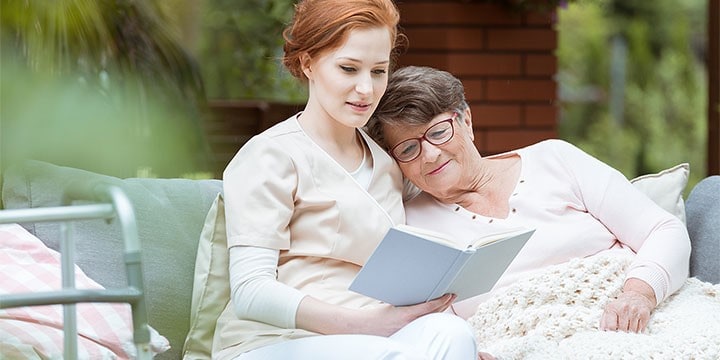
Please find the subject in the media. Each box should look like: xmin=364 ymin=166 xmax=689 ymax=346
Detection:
xmin=214 ymin=2 xmax=479 ymax=359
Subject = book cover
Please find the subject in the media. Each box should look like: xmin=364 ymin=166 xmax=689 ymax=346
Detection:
xmin=349 ymin=225 xmax=534 ymax=306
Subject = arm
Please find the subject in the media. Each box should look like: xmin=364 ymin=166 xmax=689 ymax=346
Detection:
xmin=295 ymin=293 xmax=455 ymax=337
xmin=229 ymin=246 xmax=456 ymax=336
xmin=551 ymin=141 xmax=690 ymax=331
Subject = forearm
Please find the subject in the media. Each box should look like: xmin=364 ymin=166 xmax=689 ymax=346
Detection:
xmin=295 ymin=296 xmax=365 ymax=335
xmin=229 ymin=246 xmax=305 ymax=328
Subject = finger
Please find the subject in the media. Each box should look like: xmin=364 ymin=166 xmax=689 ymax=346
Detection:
xmin=600 ymin=309 xmax=618 ymax=331
xmin=618 ymin=314 xmax=632 ymax=332
xmin=433 ymin=294 xmax=455 ymax=312
xmin=627 ymin=316 xmax=639 ymax=333
xmin=637 ymin=316 xmax=648 ymax=333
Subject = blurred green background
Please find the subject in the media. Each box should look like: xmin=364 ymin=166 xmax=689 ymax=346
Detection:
xmin=0 ymin=0 xmax=710 ymax=188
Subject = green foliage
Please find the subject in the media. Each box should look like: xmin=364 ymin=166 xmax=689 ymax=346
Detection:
xmin=557 ymin=0 xmax=707 ymax=191
xmin=0 ymin=0 xmax=212 ymax=177
xmin=1 ymin=58 xmax=206 ymax=178
xmin=196 ymin=0 xmax=307 ymax=101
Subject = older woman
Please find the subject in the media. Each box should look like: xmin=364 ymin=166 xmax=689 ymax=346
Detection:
xmin=365 ymin=65 xmax=691 ymax=334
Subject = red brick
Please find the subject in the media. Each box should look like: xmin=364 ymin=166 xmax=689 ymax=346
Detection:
xmin=450 ymin=54 xmax=522 ymax=76
xmin=462 ymin=79 xmax=485 ymax=101
xmin=525 ymin=54 xmax=557 ymax=76
xmin=403 ymin=28 xmax=486 ymax=51
xmin=470 ymin=105 xmax=522 ymax=127
xmin=524 ymin=105 xmax=558 ymax=126
xmin=487 ymin=29 xmax=557 ymax=51
xmin=481 ymin=129 xmax=557 ymax=153
xmin=486 ymin=79 xmax=557 ymax=101
xmin=397 ymin=54 xmax=450 ymax=71
xmin=399 ymin=54 xmax=522 ymax=76
xmin=399 ymin=3 xmax=523 ymax=26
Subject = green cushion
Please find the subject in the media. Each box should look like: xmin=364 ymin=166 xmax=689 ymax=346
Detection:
xmin=1 ymin=160 xmax=223 ymax=360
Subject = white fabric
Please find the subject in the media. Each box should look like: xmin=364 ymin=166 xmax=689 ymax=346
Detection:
xmin=235 ymin=313 xmax=477 ymax=360
xmin=228 ymin=246 xmax=305 ymax=329
xmin=349 ymin=140 xmax=373 ymax=190
xmin=467 ymin=253 xmax=720 ymax=359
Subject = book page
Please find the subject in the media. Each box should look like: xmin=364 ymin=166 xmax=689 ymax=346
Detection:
xmin=470 ymin=227 xmax=531 ymax=248
xmin=394 ymin=224 xmax=463 ymax=249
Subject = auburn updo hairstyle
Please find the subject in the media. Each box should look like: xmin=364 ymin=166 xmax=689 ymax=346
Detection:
xmin=281 ymin=0 xmax=406 ymax=81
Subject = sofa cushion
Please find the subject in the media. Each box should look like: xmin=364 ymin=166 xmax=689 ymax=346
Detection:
xmin=1 ymin=160 xmax=223 ymax=360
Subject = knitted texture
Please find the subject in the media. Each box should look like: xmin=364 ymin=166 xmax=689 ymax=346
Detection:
xmin=468 ymin=254 xmax=720 ymax=360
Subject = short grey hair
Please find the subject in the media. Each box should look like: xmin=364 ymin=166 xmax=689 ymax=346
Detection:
xmin=366 ymin=66 xmax=468 ymax=149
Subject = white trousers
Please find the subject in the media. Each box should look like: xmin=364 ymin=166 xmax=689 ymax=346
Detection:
xmin=235 ymin=313 xmax=478 ymax=360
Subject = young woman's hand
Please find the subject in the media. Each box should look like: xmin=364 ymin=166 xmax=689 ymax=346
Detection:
xmin=296 ymin=293 xmax=456 ymax=337
xmin=355 ymin=293 xmax=456 ymax=336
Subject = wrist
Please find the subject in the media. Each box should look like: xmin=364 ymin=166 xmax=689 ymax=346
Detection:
xmin=622 ymin=278 xmax=657 ymax=306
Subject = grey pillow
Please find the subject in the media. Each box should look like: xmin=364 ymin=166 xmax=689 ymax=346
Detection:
xmin=686 ymin=175 xmax=720 ymax=284
xmin=1 ymin=160 xmax=223 ymax=360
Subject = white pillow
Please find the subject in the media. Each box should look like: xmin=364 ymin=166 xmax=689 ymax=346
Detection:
xmin=629 ymin=163 xmax=689 ymax=224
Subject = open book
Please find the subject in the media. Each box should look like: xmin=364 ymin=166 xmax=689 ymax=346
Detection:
xmin=349 ymin=224 xmax=534 ymax=306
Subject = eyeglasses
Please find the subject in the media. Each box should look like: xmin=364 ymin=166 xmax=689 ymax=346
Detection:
xmin=390 ymin=113 xmax=457 ymax=163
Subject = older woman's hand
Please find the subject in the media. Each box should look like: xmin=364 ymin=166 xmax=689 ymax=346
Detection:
xmin=600 ymin=278 xmax=656 ymax=333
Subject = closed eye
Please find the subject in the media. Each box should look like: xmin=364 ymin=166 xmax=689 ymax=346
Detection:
xmin=340 ymin=65 xmax=356 ymax=73
xmin=427 ymin=127 xmax=450 ymax=140
xmin=398 ymin=143 xmax=418 ymax=156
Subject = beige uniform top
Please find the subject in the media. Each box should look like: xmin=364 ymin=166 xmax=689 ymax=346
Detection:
xmin=213 ymin=115 xmax=405 ymax=359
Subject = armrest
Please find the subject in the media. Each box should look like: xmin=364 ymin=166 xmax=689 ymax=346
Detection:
xmin=686 ymin=175 xmax=720 ymax=284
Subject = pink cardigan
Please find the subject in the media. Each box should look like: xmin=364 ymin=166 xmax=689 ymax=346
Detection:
xmin=405 ymin=139 xmax=691 ymax=319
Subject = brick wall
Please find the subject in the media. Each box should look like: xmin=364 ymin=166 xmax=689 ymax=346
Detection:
xmin=204 ymin=1 xmax=561 ymax=176
xmin=396 ymin=1 xmax=559 ymax=155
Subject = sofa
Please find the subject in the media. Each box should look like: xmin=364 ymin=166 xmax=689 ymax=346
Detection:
xmin=1 ymin=159 xmax=718 ymax=359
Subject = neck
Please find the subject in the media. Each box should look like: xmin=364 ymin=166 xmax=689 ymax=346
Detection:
xmin=297 ymin=110 xmax=365 ymax=171
xmin=436 ymin=156 xmax=520 ymax=215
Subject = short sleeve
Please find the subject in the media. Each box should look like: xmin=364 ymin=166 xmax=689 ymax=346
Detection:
xmin=222 ymin=135 xmax=298 ymax=249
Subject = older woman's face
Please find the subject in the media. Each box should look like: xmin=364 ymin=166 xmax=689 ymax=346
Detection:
xmin=383 ymin=109 xmax=479 ymax=198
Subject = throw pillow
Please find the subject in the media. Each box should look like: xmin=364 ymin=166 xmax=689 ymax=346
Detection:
xmin=629 ymin=163 xmax=689 ymax=224
xmin=0 ymin=223 xmax=170 ymax=358
xmin=182 ymin=194 xmax=230 ymax=359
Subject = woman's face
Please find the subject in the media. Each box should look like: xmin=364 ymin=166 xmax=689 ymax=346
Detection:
xmin=302 ymin=27 xmax=392 ymax=129
xmin=383 ymin=109 xmax=480 ymax=198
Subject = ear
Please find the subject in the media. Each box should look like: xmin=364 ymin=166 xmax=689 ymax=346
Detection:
xmin=461 ymin=107 xmax=474 ymax=141
xmin=300 ymin=53 xmax=313 ymax=80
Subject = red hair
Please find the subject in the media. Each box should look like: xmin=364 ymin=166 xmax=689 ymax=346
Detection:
xmin=282 ymin=0 xmax=406 ymax=80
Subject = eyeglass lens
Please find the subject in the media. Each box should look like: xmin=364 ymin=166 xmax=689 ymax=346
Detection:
xmin=392 ymin=119 xmax=454 ymax=162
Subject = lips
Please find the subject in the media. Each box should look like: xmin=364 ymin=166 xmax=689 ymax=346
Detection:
xmin=427 ymin=160 xmax=451 ymax=175
xmin=348 ymin=101 xmax=371 ymax=111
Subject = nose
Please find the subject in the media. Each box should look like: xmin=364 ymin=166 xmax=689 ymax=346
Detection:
xmin=355 ymin=73 xmax=373 ymax=95
xmin=419 ymin=139 xmax=441 ymax=162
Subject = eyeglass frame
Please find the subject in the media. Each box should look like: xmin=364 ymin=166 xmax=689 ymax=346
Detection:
xmin=389 ymin=112 xmax=458 ymax=163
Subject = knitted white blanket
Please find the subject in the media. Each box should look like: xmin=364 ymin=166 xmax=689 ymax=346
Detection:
xmin=467 ymin=254 xmax=720 ymax=360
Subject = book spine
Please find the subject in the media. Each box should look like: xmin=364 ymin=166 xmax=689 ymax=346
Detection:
xmin=426 ymin=249 xmax=473 ymax=301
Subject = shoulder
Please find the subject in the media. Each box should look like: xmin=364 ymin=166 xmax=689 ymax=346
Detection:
xmin=223 ymin=116 xmax=303 ymax=180
xmin=405 ymin=192 xmax=446 ymax=216
xmin=520 ymin=139 xmax=579 ymax=155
